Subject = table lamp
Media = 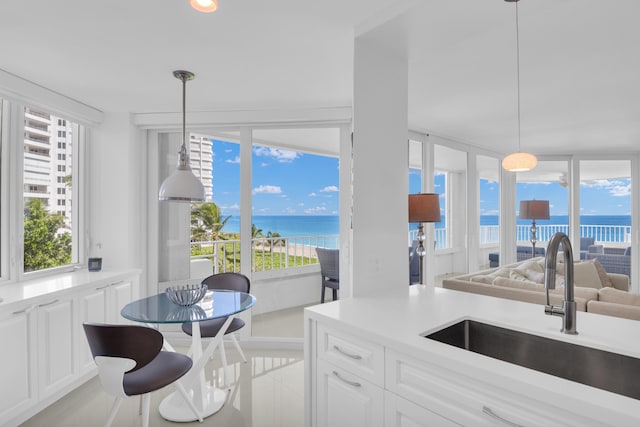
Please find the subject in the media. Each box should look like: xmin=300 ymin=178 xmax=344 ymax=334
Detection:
xmin=409 ymin=193 xmax=441 ymax=284
xmin=519 ymin=200 xmax=550 ymax=258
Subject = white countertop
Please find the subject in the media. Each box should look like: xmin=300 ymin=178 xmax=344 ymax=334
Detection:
xmin=0 ymin=268 xmax=141 ymax=309
xmin=305 ymin=285 xmax=640 ymax=422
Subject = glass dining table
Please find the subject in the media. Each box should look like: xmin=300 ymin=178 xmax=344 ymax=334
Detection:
xmin=121 ymin=289 xmax=256 ymax=422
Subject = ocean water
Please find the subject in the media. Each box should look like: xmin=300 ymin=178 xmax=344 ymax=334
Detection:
xmin=224 ymin=215 xmax=631 ymax=237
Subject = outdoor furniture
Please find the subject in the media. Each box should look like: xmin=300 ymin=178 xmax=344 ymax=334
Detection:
xmin=587 ymin=246 xmax=631 ymax=277
xmin=317 ymin=248 xmax=339 ymax=303
xmin=83 ymin=323 xmax=197 ymax=427
xmin=182 ymin=273 xmax=251 ymax=384
xmin=489 ymin=246 xmax=545 ymax=268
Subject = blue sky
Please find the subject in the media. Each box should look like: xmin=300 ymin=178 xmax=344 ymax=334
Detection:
xmin=212 ymin=139 xmax=631 ymax=217
xmin=211 ymin=139 xmax=339 ymax=216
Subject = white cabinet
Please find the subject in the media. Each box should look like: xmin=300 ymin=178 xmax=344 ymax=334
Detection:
xmin=0 ymin=270 xmax=141 ymax=427
xmin=384 ymin=391 xmax=458 ymax=427
xmin=78 ymin=278 xmax=140 ymax=373
xmin=0 ymin=302 xmax=37 ymax=424
xmin=36 ymin=296 xmax=76 ymax=400
xmin=316 ymin=358 xmax=384 ymax=427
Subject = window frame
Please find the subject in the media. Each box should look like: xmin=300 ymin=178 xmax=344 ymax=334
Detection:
xmin=0 ymin=98 xmax=87 ymax=283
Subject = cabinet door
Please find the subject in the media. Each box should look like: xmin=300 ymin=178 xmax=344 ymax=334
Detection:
xmin=316 ymin=359 xmax=383 ymax=427
xmin=385 ymin=391 xmax=459 ymax=427
xmin=0 ymin=304 xmax=37 ymax=422
xmin=107 ymin=279 xmax=136 ymax=324
xmin=37 ymin=297 xmax=76 ymax=398
xmin=78 ymin=287 xmax=108 ymax=373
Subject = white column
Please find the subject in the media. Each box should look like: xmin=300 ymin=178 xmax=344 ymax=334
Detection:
xmin=239 ymin=128 xmax=252 ymax=278
xmin=500 ymin=169 xmax=517 ymax=265
xmin=339 ymin=125 xmax=353 ymax=299
xmin=352 ymin=35 xmax=408 ymax=295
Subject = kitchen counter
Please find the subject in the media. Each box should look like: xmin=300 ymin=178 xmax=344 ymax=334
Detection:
xmin=305 ymin=285 xmax=640 ymax=426
xmin=0 ymin=268 xmax=141 ymax=309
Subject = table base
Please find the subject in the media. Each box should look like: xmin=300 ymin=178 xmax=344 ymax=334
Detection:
xmin=159 ymin=386 xmax=227 ymax=422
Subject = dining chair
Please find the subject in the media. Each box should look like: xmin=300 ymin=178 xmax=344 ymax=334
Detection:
xmin=83 ymin=323 xmax=201 ymax=427
xmin=181 ymin=272 xmax=250 ymax=384
xmin=316 ymin=247 xmax=339 ymax=303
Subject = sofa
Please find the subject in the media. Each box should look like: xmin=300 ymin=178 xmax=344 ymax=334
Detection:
xmin=442 ymin=257 xmax=640 ymax=321
xmin=586 ymin=246 xmax=631 ymax=277
xmin=489 ymin=246 xmax=545 ymax=268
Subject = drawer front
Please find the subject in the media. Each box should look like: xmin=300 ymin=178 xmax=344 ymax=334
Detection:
xmin=384 ymin=390 xmax=460 ymax=427
xmin=317 ymin=324 xmax=384 ymax=386
xmin=316 ymin=359 xmax=384 ymax=427
xmin=386 ymin=350 xmax=600 ymax=427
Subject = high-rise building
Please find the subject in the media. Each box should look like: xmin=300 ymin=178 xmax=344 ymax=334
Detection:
xmin=189 ymin=134 xmax=213 ymax=201
xmin=23 ymin=107 xmax=73 ymax=224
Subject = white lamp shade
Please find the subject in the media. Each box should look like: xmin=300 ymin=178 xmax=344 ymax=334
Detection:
xmin=190 ymin=0 xmax=218 ymax=13
xmin=159 ymin=167 xmax=206 ymax=202
xmin=502 ymin=151 xmax=538 ymax=172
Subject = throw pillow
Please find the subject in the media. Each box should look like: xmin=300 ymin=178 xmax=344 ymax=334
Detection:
xmin=525 ymin=269 xmax=545 ymax=284
xmin=519 ymin=259 xmax=544 ymax=273
xmin=598 ymin=287 xmax=640 ymax=307
xmin=509 ymin=269 xmax=531 ymax=282
xmin=470 ymin=275 xmax=494 ymax=285
xmin=591 ymin=258 xmax=613 ymax=288
xmin=572 ymin=260 xmax=603 ymax=289
xmin=493 ymin=277 xmax=540 ymax=290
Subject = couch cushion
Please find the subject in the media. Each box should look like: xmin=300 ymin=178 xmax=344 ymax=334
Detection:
xmin=493 ymin=277 xmax=538 ymax=289
xmin=572 ymin=260 xmax=603 ymax=289
xmin=598 ymin=287 xmax=640 ymax=307
xmin=492 ymin=277 xmax=598 ymax=302
xmin=470 ymin=275 xmax=495 ymax=285
xmin=591 ymin=258 xmax=613 ymax=288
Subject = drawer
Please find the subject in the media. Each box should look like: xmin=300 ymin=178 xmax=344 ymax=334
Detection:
xmin=384 ymin=390 xmax=459 ymax=427
xmin=316 ymin=323 xmax=384 ymax=386
xmin=386 ymin=350 xmax=601 ymax=427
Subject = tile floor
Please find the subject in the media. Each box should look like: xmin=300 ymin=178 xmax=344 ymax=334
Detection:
xmin=20 ymin=348 xmax=304 ymax=427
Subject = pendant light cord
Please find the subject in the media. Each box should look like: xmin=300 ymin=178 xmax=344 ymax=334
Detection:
xmin=515 ymin=0 xmax=521 ymax=151
xmin=181 ymin=74 xmax=187 ymax=151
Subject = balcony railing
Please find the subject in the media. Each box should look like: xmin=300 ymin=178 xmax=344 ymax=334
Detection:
xmin=190 ymin=234 xmax=339 ymax=274
xmin=191 ymin=224 xmax=632 ymax=274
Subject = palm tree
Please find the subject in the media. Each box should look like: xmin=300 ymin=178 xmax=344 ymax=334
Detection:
xmin=190 ymin=202 xmax=230 ymax=242
xmin=265 ymin=230 xmax=284 ymax=253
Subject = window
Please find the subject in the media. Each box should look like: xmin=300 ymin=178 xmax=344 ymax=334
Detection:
xmin=23 ymin=106 xmax=80 ymax=273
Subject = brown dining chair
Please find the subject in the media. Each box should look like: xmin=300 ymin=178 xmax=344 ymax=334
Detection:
xmin=83 ymin=323 xmax=201 ymax=427
xmin=181 ymin=272 xmax=250 ymax=384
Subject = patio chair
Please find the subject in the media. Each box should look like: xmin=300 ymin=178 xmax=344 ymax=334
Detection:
xmin=83 ymin=323 xmax=198 ymax=427
xmin=181 ymin=272 xmax=250 ymax=384
xmin=317 ymin=248 xmax=339 ymax=303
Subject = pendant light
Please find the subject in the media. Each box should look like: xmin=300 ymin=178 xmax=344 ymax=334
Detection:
xmin=158 ymin=70 xmax=206 ymax=202
xmin=190 ymin=0 xmax=218 ymax=13
xmin=502 ymin=0 xmax=538 ymax=172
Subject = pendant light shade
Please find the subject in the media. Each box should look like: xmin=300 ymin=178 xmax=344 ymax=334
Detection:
xmin=501 ymin=151 xmax=538 ymax=172
xmin=190 ymin=0 xmax=218 ymax=13
xmin=502 ymin=0 xmax=537 ymax=172
xmin=159 ymin=70 xmax=206 ymax=202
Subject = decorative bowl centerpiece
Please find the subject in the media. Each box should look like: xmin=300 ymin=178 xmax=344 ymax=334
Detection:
xmin=166 ymin=283 xmax=208 ymax=306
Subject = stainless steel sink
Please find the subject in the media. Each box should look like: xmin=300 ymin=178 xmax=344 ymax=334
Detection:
xmin=424 ymin=319 xmax=640 ymax=400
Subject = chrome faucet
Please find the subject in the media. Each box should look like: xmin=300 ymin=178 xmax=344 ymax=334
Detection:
xmin=544 ymin=232 xmax=578 ymax=334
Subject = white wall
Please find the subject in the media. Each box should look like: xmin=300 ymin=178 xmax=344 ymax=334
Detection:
xmin=88 ymin=113 xmax=146 ymax=276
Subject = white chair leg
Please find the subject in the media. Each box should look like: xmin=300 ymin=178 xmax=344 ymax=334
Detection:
xmin=104 ymin=396 xmax=122 ymax=427
xmin=141 ymin=394 xmax=150 ymax=427
xmin=218 ymin=339 xmax=229 ymax=386
xmin=230 ymin=333 xmax=247 ymax=363
xmin=175 ymin=380 xmax=204 ymax=422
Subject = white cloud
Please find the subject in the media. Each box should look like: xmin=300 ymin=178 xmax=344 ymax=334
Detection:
xmin=320 ymin=185 xmax=339 ymax=193
xmin=224 ymin=149 xmax=232 ymax=153
xmin=226 ymin=156 xmax=240 ymax=164
xmin=261 ymin=162 xmax=269 ymax=167
xmin=610 ymin=184 xmax=631 ymax=197
xmin=252 ymin=185 xmax=283 ymax=195
xmin=304 ymin=206 xmax=327 ymax=214
xmin=220 ymin=203 xmax=239 ymax=210
xmin=283 ymin=207 xmax=296 ymax=214
xmin=308 ymin=192 xmax=317 ymax=197
xmin=253 ymin=146 xmax=300 ymax=163
xmin=298 ymin=203 xmax=305 ymax=206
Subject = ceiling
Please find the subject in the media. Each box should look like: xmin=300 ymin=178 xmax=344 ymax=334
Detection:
xmin=1 ymin=0 xmax=639 ymax=158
